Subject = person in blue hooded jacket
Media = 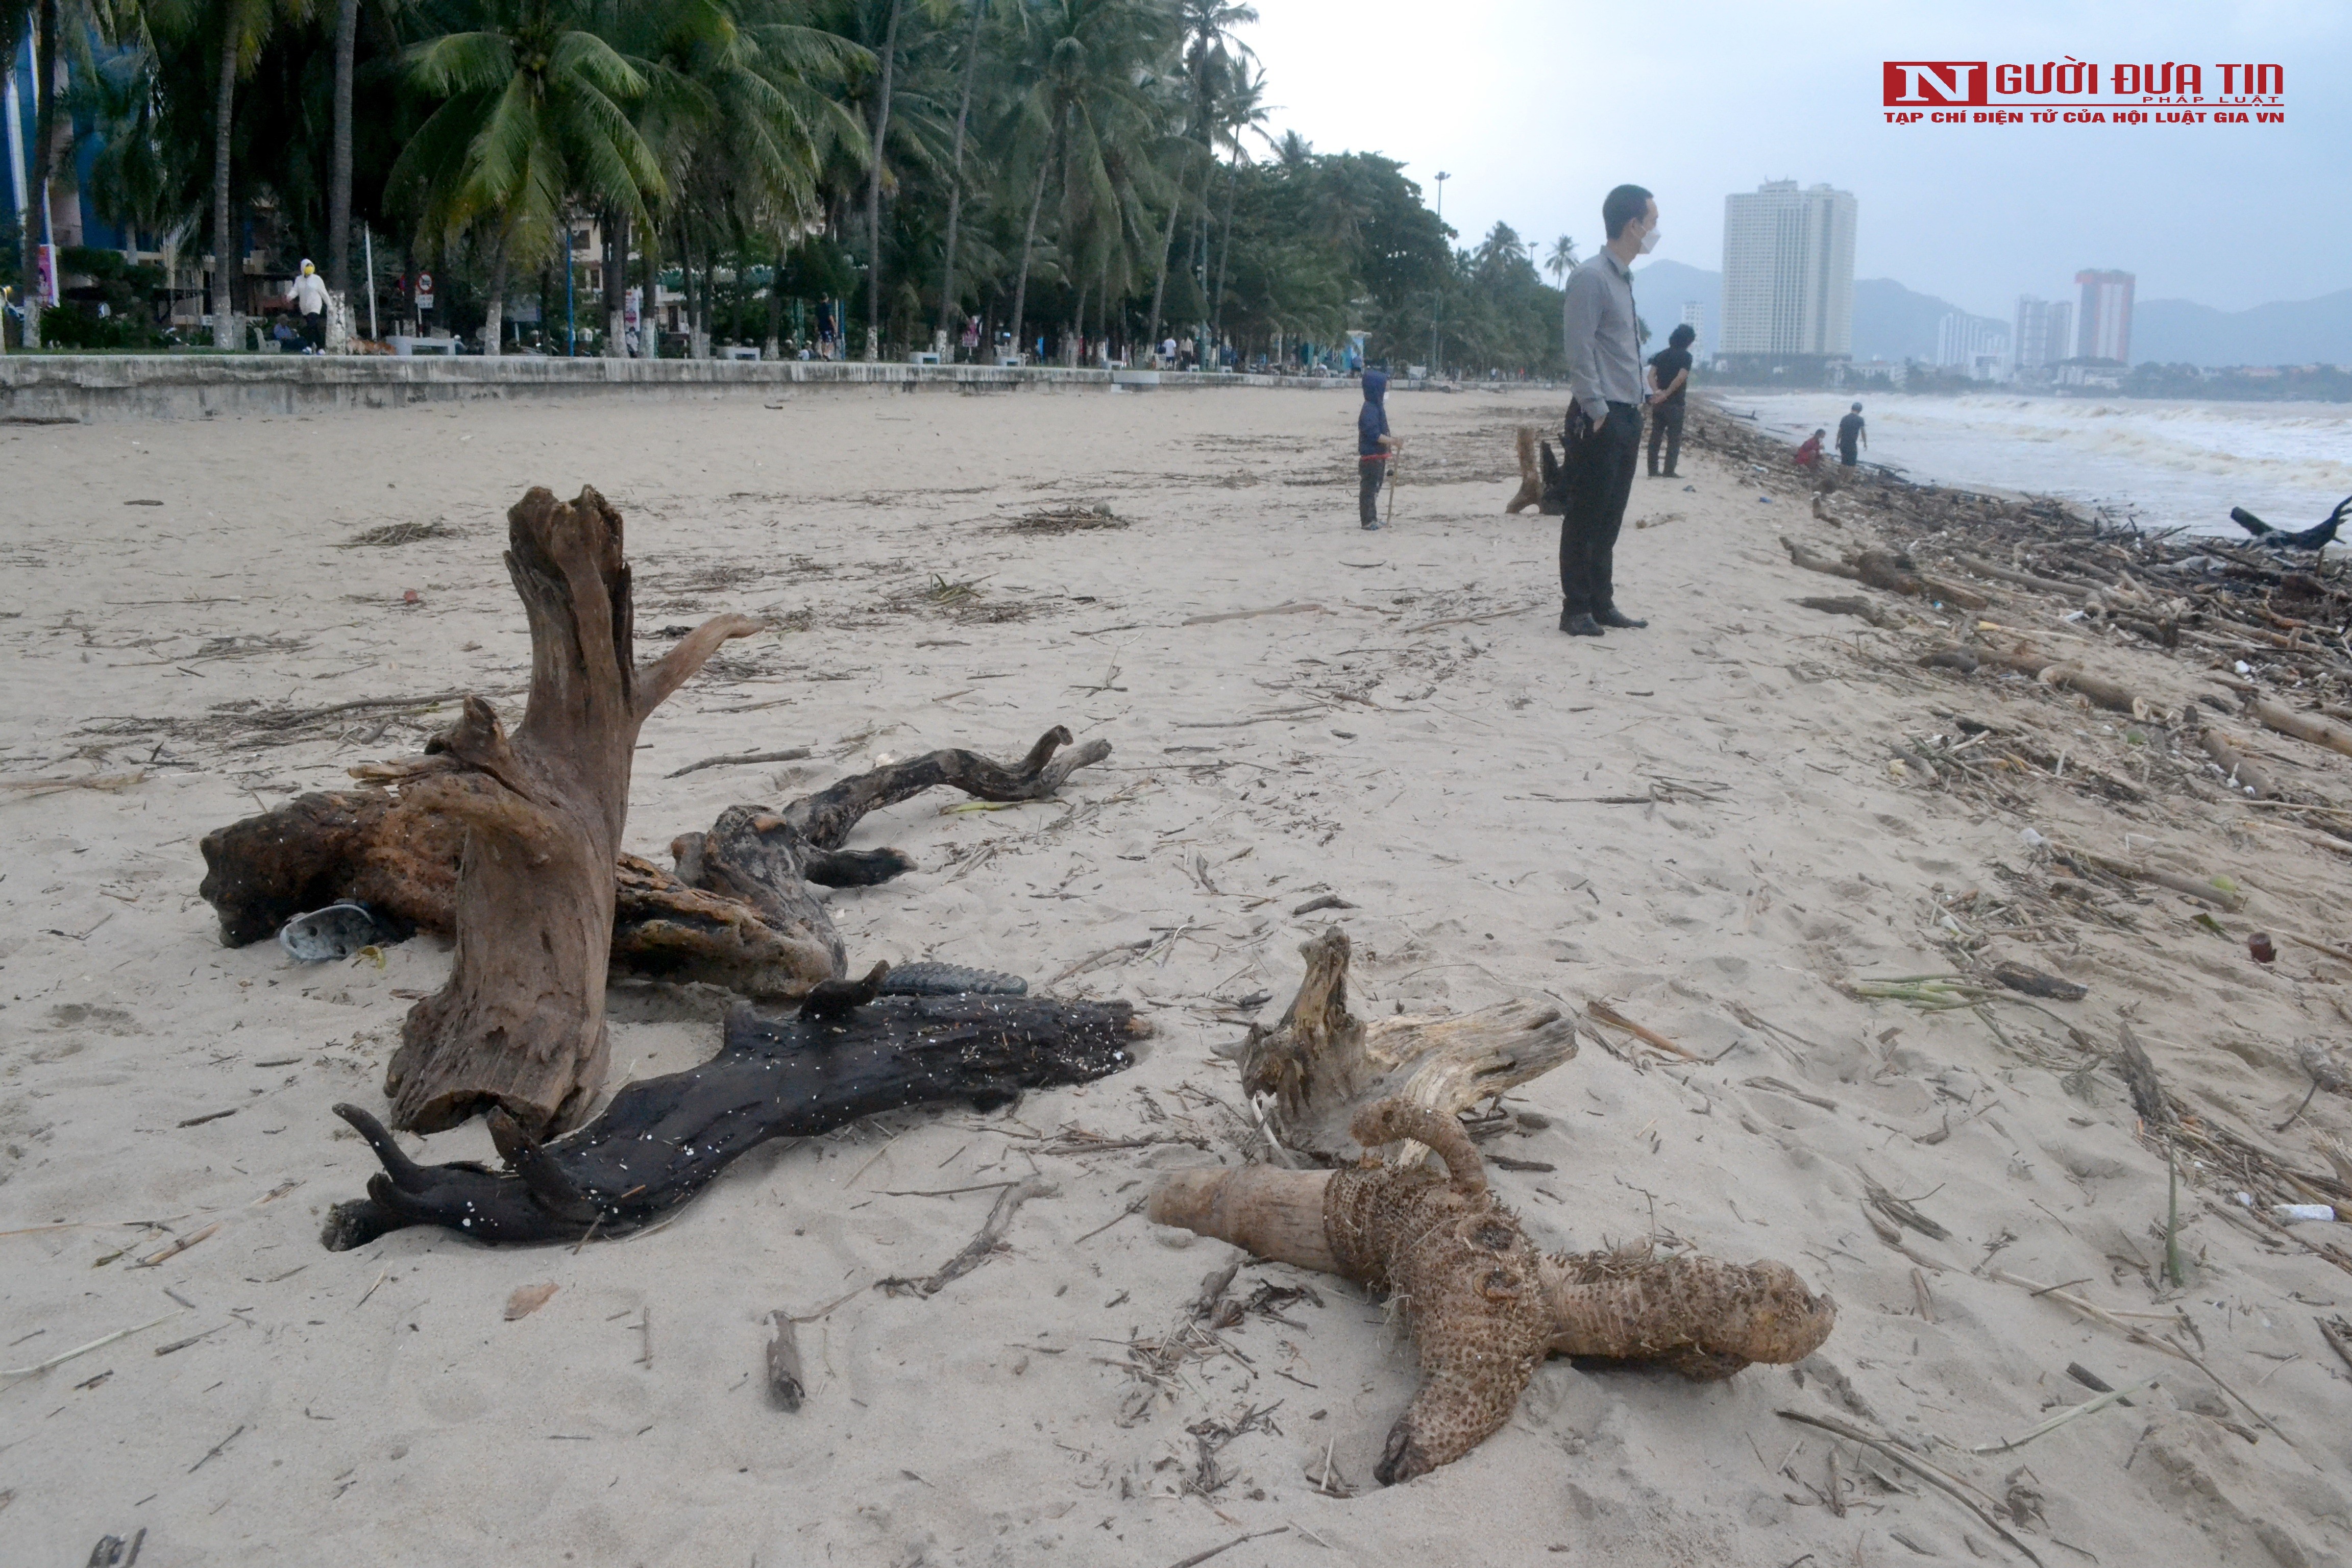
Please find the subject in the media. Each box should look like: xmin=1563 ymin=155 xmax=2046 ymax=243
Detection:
xmin=1357 ymin=368 xmax=1400 ymax=528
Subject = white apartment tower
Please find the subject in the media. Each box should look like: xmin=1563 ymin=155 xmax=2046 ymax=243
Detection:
xmin=1720 ymin=181 xmax=1856 ymax=363
xmin=2074 ymin=270 xmax=2135 ymax=363
xmin=2014 ymin=296 xmax=2073 ymax=372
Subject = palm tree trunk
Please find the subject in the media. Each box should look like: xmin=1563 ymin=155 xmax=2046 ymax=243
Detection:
xmin=766 ymin=239 xmax=785 ymax=356
xmin=603 ymin=208 xmax=628 ymax=357
xmin=1210 ymin=155 xmax=1237 ymax=339
xmin=640 ymin=213 xmax=660 ymax=358
xmin=19 ymin=0 xmax=61 ymax=348
xmin=1006 ymin=145 xmax=1053 ymax=359
xmin=1144 ymin=151 xmax=1187 ymax=355
xmin=862 ymin=0 xmax=904 ymax=362
xmin=211 ymin=15 xmax=239 ymax=348
xmin=934 ymin=0 xmax=986 ymax=342
xmin=327 ymin=0 xmax=359 ymax=299
xmin=482 ymin=228 xmax=508 ymax=358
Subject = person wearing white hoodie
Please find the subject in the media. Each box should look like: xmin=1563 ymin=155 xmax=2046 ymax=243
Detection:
xmin=290 ymin=259 xmax=330 ymax=352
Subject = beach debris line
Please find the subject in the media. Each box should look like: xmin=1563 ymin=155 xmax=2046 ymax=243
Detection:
xmin=1150 ymin=1098 xmax=1835 ymax=1484
xmin=319 ymin=972 xmax=1148 ymax=1250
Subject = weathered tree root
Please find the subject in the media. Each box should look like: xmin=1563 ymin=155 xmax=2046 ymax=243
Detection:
xmin=1150 ymin=1100 xmax=1836 ymax=1484
xmin=1240 ymin=926 xmax=1580 ymax=1163
xmin=323 ymin=979 xmax=1149 ymax=1250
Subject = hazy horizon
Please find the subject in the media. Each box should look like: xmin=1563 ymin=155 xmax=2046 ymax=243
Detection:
xmin=1242 ymin=0 xmax=2346 ymax=318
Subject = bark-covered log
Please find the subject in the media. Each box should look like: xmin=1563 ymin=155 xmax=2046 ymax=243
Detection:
xmin=322 ymin=979 xmax=1149 ymax=1250
xmin=359 ymin=486 xmax=758 ymax=1136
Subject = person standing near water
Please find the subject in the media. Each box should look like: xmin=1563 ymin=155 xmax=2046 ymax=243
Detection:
xmin=1837 ymin=402 xmax=1867 ymax=467
xmin=1645 ymin=322 xmax=1695 ymax=478
xmin=1556 ymin=183 xmax=1656 ymax=636
xmin=1357 ymin=368 xmax=1399 ymax=529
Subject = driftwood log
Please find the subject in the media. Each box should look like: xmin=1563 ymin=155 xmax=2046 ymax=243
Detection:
xmin=322 ymin=972 xmax=1149 ymax=1249
xmin=345 ymin=485 xmax=758 ymax=1136
xmin=200 ymin=726 xmax=1110 ymax=1005
xmin=1782 ymin=535 xmax=1990 ymax=611
xmin=1150 ymin=1100 xmax=1836 ymax=1484
xmin=1240 ymin=927 xmax=1581 ymax=1163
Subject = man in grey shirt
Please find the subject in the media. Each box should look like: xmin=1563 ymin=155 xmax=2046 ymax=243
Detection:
xmin=1553 ymin=184 xmax=1657 ymax=636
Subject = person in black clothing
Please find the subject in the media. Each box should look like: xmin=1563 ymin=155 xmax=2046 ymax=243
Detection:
xmin=1356 ymin=368 xmax=1398 ymax=528
xmin=1837 ymin=402 xmax=1867 ymax=467
xmin=1645 ymin=323 xmax=1694 ymax=477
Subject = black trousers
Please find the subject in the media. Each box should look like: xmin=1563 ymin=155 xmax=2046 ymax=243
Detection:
xmin=1646 ymin=400 xmax=1683 ymax=474
xmin=1358 ymin=457 xmax=1385 ymax=523
xmin=1838 ymin=444 xmax=1858 ymax=468
xmin=302 ymin=310 xmax=325 ymax=349
xmin=1559 ymin=402 xmax=1641 ymax=616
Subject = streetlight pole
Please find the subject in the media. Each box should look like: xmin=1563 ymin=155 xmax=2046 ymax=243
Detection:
xmin=1430 ymin=171 xmax=1449 ymax=378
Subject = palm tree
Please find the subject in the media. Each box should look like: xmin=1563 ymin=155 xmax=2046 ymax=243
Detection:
xmin=1205 ymin=56 xmax=1268 ymax=339
xmin=392 ymin=0 xmax=664 ymax=356
xmin=1544 ymin=233 xmax=1576 ymax=283
xmin=997 ymin=0 xmax=1168 ymax=358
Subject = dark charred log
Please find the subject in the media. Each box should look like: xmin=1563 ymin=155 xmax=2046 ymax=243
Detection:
xmin=321 ymin=992 xmax=1148 ymax=1250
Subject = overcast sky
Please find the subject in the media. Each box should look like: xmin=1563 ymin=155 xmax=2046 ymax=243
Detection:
xmin=1243 ymin=0 xmax=2346 ymax=315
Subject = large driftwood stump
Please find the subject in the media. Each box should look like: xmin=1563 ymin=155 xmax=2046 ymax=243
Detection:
xmin=364 ymin=486 xmax=757 ymax=1135
xmin=1240 ymin=927 xmax=1581 ymax=1162
xmin=1150 ymin=1100 xmax=1837 ymax=1484
xmin=197 ymin=727 xmax=1112 ymax=1000
xmin=322 ymin=972 xmax=1149 ymax=1249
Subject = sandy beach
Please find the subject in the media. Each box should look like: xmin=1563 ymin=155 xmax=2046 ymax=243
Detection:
xmin=5 ymin=382 xmax=2350 ymax=1567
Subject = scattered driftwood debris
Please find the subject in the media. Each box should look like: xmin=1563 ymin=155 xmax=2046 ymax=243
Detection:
xmin=322 ymin=976 xmax=1147 ymax=1249
xmin=1157 ymin=932 xmax=1834 ymax=1483
xmin=1011 ymin=502 xmax=1127 ymax=533
xmin=1151 ymin=1099 xmax=1835 ymax=1484
xmin=341 ymin=521 xmax=460 ymax=549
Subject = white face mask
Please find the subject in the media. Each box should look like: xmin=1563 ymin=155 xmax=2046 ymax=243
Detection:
xmin=1637 ymin=226 xmax=1660 ymax=255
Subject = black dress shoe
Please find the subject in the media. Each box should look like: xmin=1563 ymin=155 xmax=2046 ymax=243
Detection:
xmin=1560 ymin=611 xmax=1605 ymax=637
xmin=1595 ymin=607 xmax=1648 ymax=629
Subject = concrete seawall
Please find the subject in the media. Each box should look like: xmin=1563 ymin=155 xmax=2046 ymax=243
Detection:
xmin=0 ymin=355 xmax=1374 ymax=423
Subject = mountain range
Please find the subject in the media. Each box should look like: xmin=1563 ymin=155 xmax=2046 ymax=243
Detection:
xmin=1628 ymin=259 xmax=2351 ymax=368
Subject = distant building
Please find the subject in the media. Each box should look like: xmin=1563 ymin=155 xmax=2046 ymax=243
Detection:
xmin=1719 ymin=180 xmax=1856 ymax=374
xmin=1935 ymin=313 xmax=2010 ymax=378
xmin=1679 ymin=301 xmax=1704 ymax=358
xmin=2013 ymin=296 xmax=2073 ymax=374
xmin=2074 ymin=270 xmax=2134 ymax=363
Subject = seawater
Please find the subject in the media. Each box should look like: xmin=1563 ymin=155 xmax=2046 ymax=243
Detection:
xmin=1725 ymin=392 xmax=2352 ymax=540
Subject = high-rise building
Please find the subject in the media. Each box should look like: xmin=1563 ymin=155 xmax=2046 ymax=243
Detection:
xmin=2074 ymin=270 xmax=2134 ymax=363
xmin=2013 ymin=296 xmax=2073 ymax=373
xmin=1720 ymin=181 xmax=1856 ymax=370
xmin=1935 ymin=314 xmax=2009 ymax=378
xmin=1680 ymin=301 xmax=1704 ymax=356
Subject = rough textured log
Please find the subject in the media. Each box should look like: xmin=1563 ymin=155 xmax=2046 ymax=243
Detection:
xmin=2251 ymin=698 xmax=2352 ymax=762
xmin=1505 ymin=426 xmax=1561 ymax=516
xmin=2199 ymin=726 xmax=2280 ymax=799
xmin=323 ymin=983 xmax=1149 ymax=1249
xmin=363 ymin=486 xmax=759 ymax=1136
xmin=1149 ymin=1100 xmax=1835 ymax=1484
xmin=198 ymin=726 xmax=1111 ymax=1002
xmin=1239 ymin=927 xmax=1580 ymax=1163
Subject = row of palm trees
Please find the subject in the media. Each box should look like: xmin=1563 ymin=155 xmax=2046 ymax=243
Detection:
xmin=3 ymin=0 xmax=1577 ymax=371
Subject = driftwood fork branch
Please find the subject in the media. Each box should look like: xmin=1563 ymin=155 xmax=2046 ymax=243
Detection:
xmin=376 ymin=485 xmax=757 ymax=1136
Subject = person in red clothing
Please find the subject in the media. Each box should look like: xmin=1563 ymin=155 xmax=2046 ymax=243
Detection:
xmin=1794 ymin=428 xmax=1826 ymax=469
